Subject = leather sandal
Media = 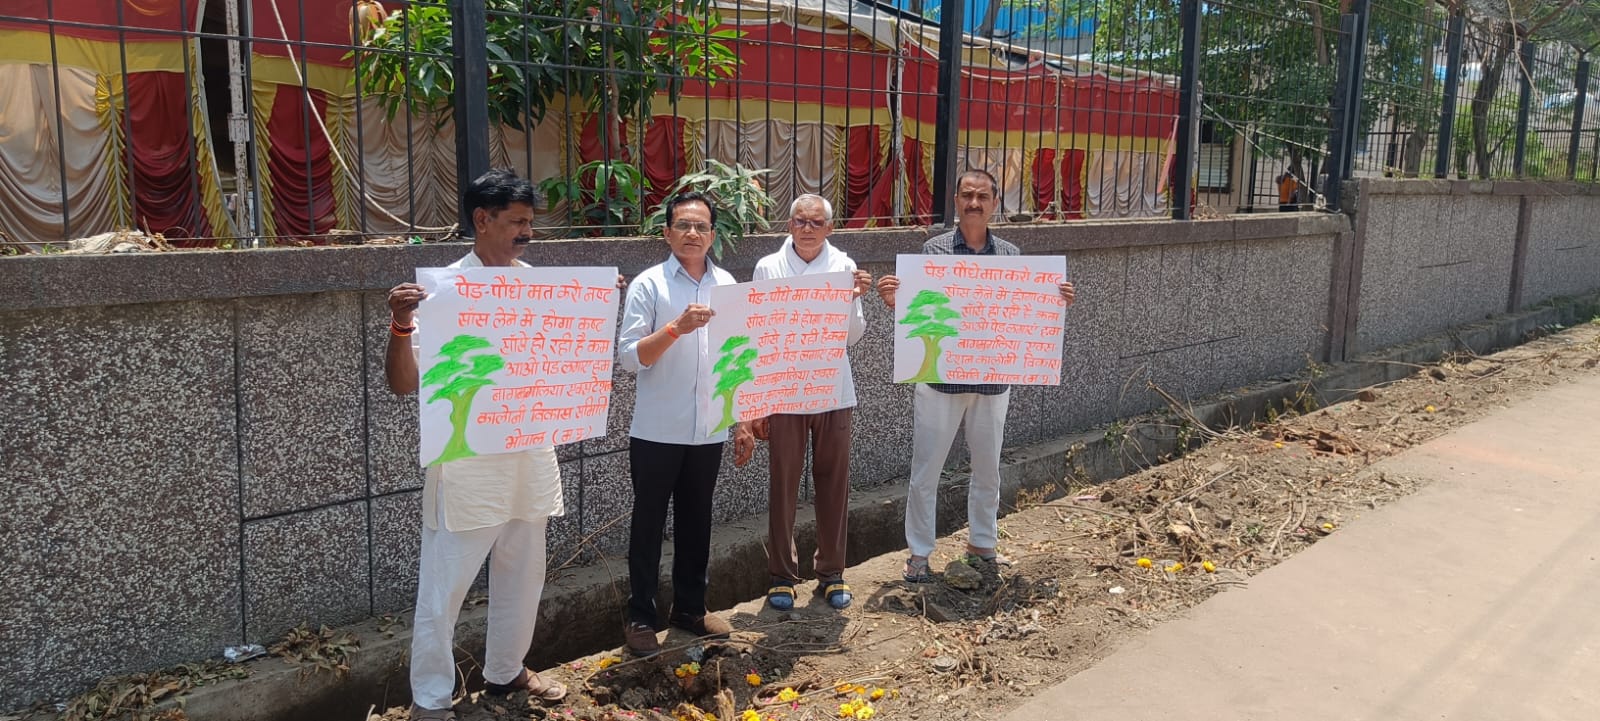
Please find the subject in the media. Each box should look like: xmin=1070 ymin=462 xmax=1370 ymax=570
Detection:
xmin=409 ymin=705 xmax=456 ymax=721
xmin=485 ymin=667 xmax=567 ymax=702
xmin=902 ymin=556 xmax=933 ymax=583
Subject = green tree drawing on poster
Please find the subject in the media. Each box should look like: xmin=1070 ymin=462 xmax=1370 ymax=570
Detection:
xmin=423 ymin=334 xmax=504 ymax=466
xmin=712 ymin=335 xmax=758 ymax=433
xmin=899 ymin=290 xmax=961 ymax=383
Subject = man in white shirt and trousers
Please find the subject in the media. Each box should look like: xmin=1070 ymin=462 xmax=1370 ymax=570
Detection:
xmin=617 ymin=190 xmax=756 ymax=657
xmin=749 ymin=194 xmax=872 ymax=612
xmin=385 ymin=169 xmax=569 ymax=720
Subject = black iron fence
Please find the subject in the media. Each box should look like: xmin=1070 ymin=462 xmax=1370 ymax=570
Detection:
xmin=2 ymin=0 xmax=1598 ymax=250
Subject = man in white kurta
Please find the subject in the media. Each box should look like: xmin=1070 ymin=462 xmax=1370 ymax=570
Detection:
xmin=749 ymin=194 xmax=871 ymax=612
xmin=384 ymin=170 xmax=567 ymax=721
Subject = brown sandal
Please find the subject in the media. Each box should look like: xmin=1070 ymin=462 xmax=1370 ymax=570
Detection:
xmin=485 ymin=667 xmax=568 ymax=702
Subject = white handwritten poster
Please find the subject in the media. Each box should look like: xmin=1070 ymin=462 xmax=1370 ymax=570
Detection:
xmin=892 ymin=254 xmax=1067 ymax=386
xmin=699 ymin=272 xmax=856 ymax=437
xmin=415 ymin=266 xmax=619 ymax=465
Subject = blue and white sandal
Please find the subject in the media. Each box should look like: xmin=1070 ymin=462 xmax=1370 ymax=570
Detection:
xmin=767 ymin=580 xmax=796 ymax=611
xmin=818 ymin=578 xmax=853 ymax=609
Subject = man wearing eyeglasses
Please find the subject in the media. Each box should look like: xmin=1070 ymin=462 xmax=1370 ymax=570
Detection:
xmin=875 ymin=169 xmax=1076 ymax=583
xmin=617 ymin=190 xmax=757 ymax=657
xmin=748 ymin=194 xmax=872 ymax=613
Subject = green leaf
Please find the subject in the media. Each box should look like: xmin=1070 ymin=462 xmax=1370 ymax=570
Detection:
xmin=430 ymin=375 xmax=495 ymax=403
xmin=469 ymin=353 xmax=505 ymax=377
xmin=715 ymin=367 xmax=755 ymax=395
xmin=906 ymin=290 xmax=952 ymax=311
xmin=439 ymin=334 xmax=495 ymax=360
xmin=907 ymin=323 xmax=960 ymax=340
xmin=421 ymin=359 xmax=468 ymax=388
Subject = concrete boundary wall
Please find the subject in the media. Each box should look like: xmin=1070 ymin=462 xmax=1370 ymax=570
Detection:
xmin=2 ymin=180 xmax=1597 ymax=708
xmin=1339 ymin=179 xmax=1600 ymax=357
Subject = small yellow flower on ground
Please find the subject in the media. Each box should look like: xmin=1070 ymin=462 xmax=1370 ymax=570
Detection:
xmin=597 ymin=656 xmax=619 ymax=670
xmin=778 ymin=687 xmax=800 ymax=703
xmin=1322 ymin=522 xmax=1335 ymax=531
xmin=1136 ymin=557 xmax=1153 ymax=568
xmin=1424 ymin=405 xmax=1436 ymax=413
xmin=741 ymin=711 xmax=762 ymax=721
xmin=870 ymin=688 xmax=886 ymax=700
xmin=854 ymin=706 xmax=876 ymax=720
xmin=835 ymin=683 xmax=854 ymax=693
xmin=1201 ymin=560 xmax=1216 ymax=573
xmin=1273 ymin=441 xmax=1285 ymax=449
xmin=1166 ymin=562 xmax=1184 ymax=573
xmin=839 ymin=702 xmax=857 ymax=718
xmin=746 ymin=673 xmax=762 ymax=687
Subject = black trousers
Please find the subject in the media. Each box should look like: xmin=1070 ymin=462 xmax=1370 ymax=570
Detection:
xmin=627 ymin=437 xmax=724 ymax=627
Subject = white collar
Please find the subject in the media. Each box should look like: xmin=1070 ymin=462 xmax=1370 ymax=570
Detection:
xmin=782 ymin=236 xmax=834 ymax=274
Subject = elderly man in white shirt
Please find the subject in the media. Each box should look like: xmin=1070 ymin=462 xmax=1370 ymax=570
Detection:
xmin=384 ymin=169 xmax=568 ymax=721
xmin=749 ymin=194 xmax=872 ymax=612
xmin=617 ymin=190 xmax=756 ymax=657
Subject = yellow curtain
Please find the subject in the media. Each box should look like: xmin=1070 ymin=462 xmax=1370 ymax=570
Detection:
xmin=0 ymin=64 xmax=122 ymax=246
xmin=1085 ymin=149 xmax=1168 ymax=219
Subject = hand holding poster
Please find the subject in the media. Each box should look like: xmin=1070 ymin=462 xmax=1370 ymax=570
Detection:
xmin=415 ymin=266 xmax=620 ymax=465
xmin=892 ymin=254 xmax=1068 ymax=386
xmin=699 ymin=272 xmax=856 ymax=437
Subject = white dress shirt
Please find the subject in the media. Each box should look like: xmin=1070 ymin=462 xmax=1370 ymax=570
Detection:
xmin=416 ymin=250 xmax=564 ymax=532
xmin=618 ymin=254 xmax=738 ymax=445
xmin=752 ymin=236 xmax=866 ymax=410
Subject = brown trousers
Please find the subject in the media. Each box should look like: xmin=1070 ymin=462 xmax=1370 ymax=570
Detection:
xmin=766 ymin=407 xmax=853 ymax=582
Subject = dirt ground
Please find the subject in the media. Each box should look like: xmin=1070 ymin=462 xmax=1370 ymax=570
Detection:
xmin=364 ymin=319 xmax=1600 ymax=721
xmin=30 ymin=320 xmax=1600 ymax=721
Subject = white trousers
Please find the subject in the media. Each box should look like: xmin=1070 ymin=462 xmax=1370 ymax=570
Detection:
xmin=905 ymin=384 xmax=1010 ymax=558
xmin=410 ymin=516 xmax=548 ymax=710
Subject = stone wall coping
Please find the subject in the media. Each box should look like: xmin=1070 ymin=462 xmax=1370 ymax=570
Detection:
xmin=1356 ymin=177 xmax=1600 ymax=197
xmin=0 ymin=213 xmax=1348 ymax=311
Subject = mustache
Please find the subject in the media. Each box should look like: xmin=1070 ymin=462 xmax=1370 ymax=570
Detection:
xmin=512 ymin=236 xmax=533 ymax=245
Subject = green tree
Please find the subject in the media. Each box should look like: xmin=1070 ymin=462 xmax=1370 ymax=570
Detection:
xmin=422 ymin=334 xmax=504 ymax=466
xmin=641 ymin=159 xmax=774 ymax=258
xmin=538 ymin=159 xmax=646 ymax=236
xmin=711 ymin=335 xmax=758 ymax=433
xmin=1012 ymin=0 xmax=1449 ymax=181
xmin=355 ymin=0 xmax=739 ymax=129
xmin=352 ymin=0 xmax=742 ymax=203
xmin=899 ymin=290 xmax=961 ymax=383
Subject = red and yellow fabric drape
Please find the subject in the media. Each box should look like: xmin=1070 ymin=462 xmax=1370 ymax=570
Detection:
xmin=0 ymin=0 xmax=228 ymax=246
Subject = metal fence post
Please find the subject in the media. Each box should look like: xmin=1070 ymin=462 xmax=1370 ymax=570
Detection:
xmin=1170 ymin=0 xmax=1201 ymax=220
xmin=931 ymin=0 xmax=968 ymax=226
xmin=1514 ymin=39 xmax=1535 ymax=177
xmin=1569 ymin=54 xmax=1589 ymax=179
xmin=451 ymin=0 xmax=491 ymax=233
xmin=1435 ymin=10 xmax=1465 ymax=179
xmin=1325 ymin=1 xmax=1368 ymax=212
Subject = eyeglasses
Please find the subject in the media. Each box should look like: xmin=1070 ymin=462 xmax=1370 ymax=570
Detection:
xmin=790 ymin=218 xmax=829 ymax=229
xmin=670 ymin=221 xmax=712 ymax=234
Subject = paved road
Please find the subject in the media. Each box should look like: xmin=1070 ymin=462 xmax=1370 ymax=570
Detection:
xmin=1004 ymin=374 xmax=1600 ymax=721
